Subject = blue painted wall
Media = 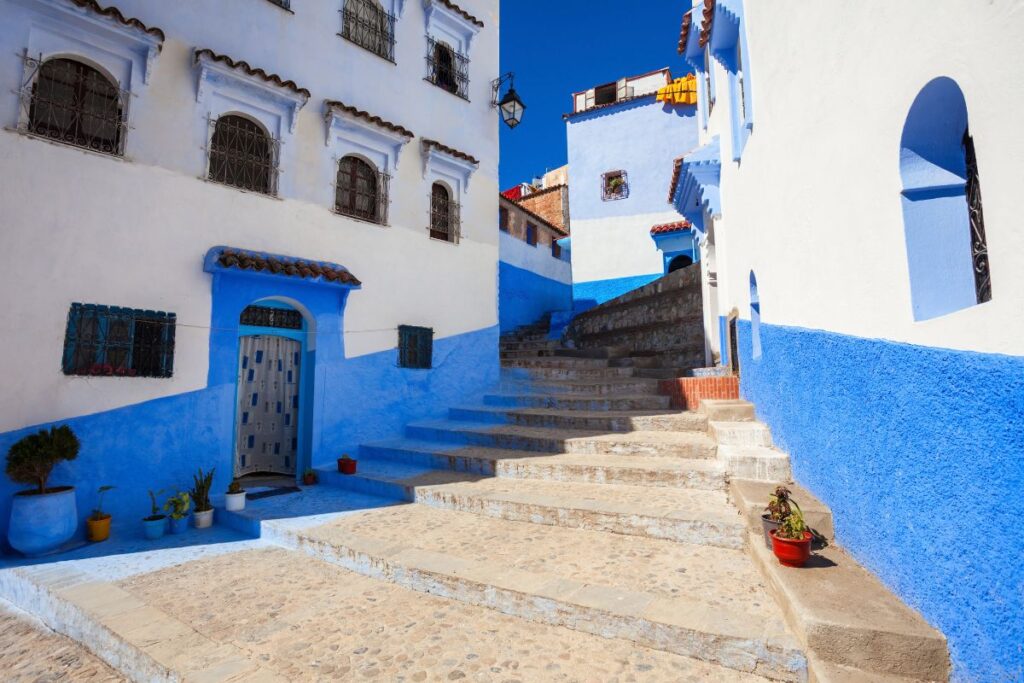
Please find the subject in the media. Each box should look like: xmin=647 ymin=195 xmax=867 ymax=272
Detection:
xmin=735 ymin=319 xmax=1024 ymax=680
xmin=573 ymin=273 xmax=662 ymax=311
xmin=498 ymin=261 xmax=572 ymax=333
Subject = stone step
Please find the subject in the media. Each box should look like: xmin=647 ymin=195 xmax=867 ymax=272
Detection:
xmin=711 ymin=421 xmax=774 ymax=447
xmin=359 ymin=439 xmax=728 ymax=490
xmin=719 ymin=445 xmax=793 ymax=482
xmin=268 ymin=506 xmax=806 ymax=681
xmin=729 ymin=485 xmax=950 ymax=680
xmin=449 ymin=404 xmax=708 ymax=432
xmin=499 ymin=349 xmax=559 ymax=359
xmin=482 ymin=391 xmax=673 ymax=411
xmin=730 ymin=479 xmax=835 ymax=541
xmin=498 ymin=377 xmax=664 ymax=395
xmin=500 ymin=357 xmax=614 ymax=368
xmin=499 ymin=339 xmax=561 ymax=351
xmin=501 ymin=366 xmax=639 ymax=380
xmin=404 ymin=420 xmax=718 ymax=458
xmin=702 ymin=398 xmax=757 ymax=421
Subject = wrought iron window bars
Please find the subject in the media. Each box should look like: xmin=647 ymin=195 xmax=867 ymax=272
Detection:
xmin=341 ymin=0 xmax=397 ymax=62
xmin=240 ymin=305 xmax=303 ymax=330
xmin=426 ymin=37 xmax=470 ymax=100
xmin=265 ymin=0 xmax=292 ymax=10
xmin=335 ymin=156 xmax=390 ymax=225
xmin=62 ymin=304 xmax=175 ymax=378
xmin=207 ymin=114 xmax=281 ymax=196
xmin=18 ymin=54 xmax=129 ymax=156
xmin=602 ymin=170 xmax=629 ymax=201
xmin=429 ymin=184 xmax=461 ymax=243
xmin=963 ymin=130 xmax=992 ymax=304
xmin=398 ymin=325 xmax=433 ymax=369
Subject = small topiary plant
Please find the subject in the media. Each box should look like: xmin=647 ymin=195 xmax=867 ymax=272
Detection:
xmin=6 ymin=425 xmax=80 ymax=495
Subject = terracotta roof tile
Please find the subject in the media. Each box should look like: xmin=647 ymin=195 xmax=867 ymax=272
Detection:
xmin=668 ymin=156 xmax=685 ymax=203
xmin=678 ymin=11 xmax=692 ymax=55
xmin=435 ymin=0 xmax=485 ymax=28
xmin=194 ymin=49 xmax=310 ymax=98
xmin=214 ymin=247 xmax=360 ymax=286
xmin=422 ymin=139 xmax=480 ymax=166
xmin=651 ymin=220 xmax=692 ymax=235
xmin=325 ymin=100 xmax=413 ymax=138
xmin=699 ymin=0 xmax=715 ymax=48
xmin=67 ymin=0 xmax=165 ymax=43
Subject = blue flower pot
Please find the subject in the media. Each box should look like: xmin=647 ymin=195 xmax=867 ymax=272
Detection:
xmin=8 ymin=486 xmax=77 ymax=556
xmin=142 ymin=515 xmax=166 ymax=540
xmin=169 ymin=515 xmax=190 ymax=535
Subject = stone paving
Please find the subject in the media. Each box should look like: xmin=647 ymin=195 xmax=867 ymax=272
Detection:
xmin=0 ymin=602 xmax=124 ymax=682
xmin=118 ymin=547 xmax=773 ymax=682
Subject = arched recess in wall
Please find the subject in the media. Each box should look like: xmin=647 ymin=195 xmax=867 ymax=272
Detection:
xmin=749 ymin=271 xmax=761 ymax=360
xmin=899 ymin=77 xmax=991 ymax=321
xmin=668 ymin=255 xmax=693 ymax=273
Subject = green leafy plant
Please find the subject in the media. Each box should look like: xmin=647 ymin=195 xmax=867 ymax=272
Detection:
xmin=6 ymin=425 xmax=80 ymax=494
xmin=227 ymin=481 xmax=244 ymax=495
xmin=90 ymin=485 xmax=115 ymax=521
xmin=163 ymin=491 xmax=191 ymax=520
xmin=764 ymin=486 xmax=801 ymax=522
xmin=776 ymin=506 xmax=809 ymax=541
xmin=340 ymin=454 xmax=353 ymax=461
xmin=146 ymin=489 xmax=166 ymax=521
xmin=190 ymin=467 xmax=215 ymax=513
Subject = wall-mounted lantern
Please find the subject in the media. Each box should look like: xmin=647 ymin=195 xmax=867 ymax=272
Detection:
xmin=492 ymin=72 xmax=526 ymax=129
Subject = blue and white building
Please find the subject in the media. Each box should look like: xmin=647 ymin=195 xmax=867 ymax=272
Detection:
xmin=0 ymin=0 xmax=500 ymax=541
xmin=674 ymin=0 xmax=1023 ymax=678
xmin=565 ymin=67 xmax=699 ymax=309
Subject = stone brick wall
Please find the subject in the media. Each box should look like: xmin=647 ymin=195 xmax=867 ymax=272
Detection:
xmin=566 ymin=264 xmax=705 ymax=369
xmin=658 ymin=376 xmax=739 ymax=409
xmin=500 ymin=196 xmax=566 ymax=252
xmin=518 ymin=185 xmax=569 ymax=232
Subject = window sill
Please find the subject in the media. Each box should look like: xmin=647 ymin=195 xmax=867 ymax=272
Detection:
xmin=423 ymin=78 xmax=471 ymax=102
xmin=200 ymin=177 xmax=282 ymax=201
xmin=9 ymin=128 xmax=130 ymax=163
xmin=333 ymin=209 xmax=389 ymax=228
xmin=428 ymin=235 xmax=460 ymax=246
xmin=263 ymin=0 xmax=295 ymax=14
xmin=338 ymin=34 xmax=397 ymax=65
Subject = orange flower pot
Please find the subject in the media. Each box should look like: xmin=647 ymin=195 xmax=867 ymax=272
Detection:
xmin=87 ymin=514 xmax=111 ymax=542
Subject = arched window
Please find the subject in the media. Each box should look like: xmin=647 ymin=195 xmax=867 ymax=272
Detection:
xmin=429 ymin=182 xmax=458 ymax=242
xmin=342 ymin=0 xmax=395 ymax=61
xmin=28 ymin=58 xmax=124 ymax=155
xmin=336 ymin=156 xmax=386 ymax=224
xmin=749 ymin=271 xmax=762 ymax=360
xmin=208 ymin=114 xmax=275 ymax=195
xmin=899 ymin=77 xmax=991 ymax=320
xmin=668 ymin=255 xmax=693 ymax=273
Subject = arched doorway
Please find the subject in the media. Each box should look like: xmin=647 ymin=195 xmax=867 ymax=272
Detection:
xmin=668 ymin=254 xmax=694 ymax=272
xmin=234 ymin=300 xmax=308 ymax=480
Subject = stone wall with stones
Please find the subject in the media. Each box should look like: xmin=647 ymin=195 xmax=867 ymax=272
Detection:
xmin=566 ymin=264 xmax=704 ymax=368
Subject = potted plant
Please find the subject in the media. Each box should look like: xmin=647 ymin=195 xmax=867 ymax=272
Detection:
xmin=762 ymin=486 xmax=804 ymax=549
xmin=164 ymin=491 xmax=191 ymax=534
xmin=225 ymin=481 xmax=246 ymax=511
xmin=86 ymin=485 xmax=115 ymax=542
xmin=6 ymin=425 xmax=80 ymax=556
xmin=142 ymin=489 xmax=166 ymax=540
xmin=190 ymin=468 xmax=215 ymax=529
xmin=769 ymin=507 xmax=813 ymax=567
xmin=302 ymin=468 xmax=318 ymax=486
xmin=337 ymin=454 xmax=357 ymax=475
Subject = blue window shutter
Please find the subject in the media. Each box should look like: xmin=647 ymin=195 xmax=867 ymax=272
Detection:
xmin=62 ymin=303 xmax=82 ymax=374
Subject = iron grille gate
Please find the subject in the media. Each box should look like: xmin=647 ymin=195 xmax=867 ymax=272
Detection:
xmin=17 ymin=52 xmax=130 ymax=156
xmin=341 ymin=0 xmax=397 ymax=62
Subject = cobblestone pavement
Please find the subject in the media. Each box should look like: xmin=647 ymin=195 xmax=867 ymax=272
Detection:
xmin=120 ymin=547 xmax=772 ymax=682
xmin=0 ymin=602 xmax=124 ymax=682
xmin=302 ymin=503 xmax=773 ymax=616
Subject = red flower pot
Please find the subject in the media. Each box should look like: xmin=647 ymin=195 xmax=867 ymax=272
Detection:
xmin=770 ymin=530 xmax=813 ymax=567
xmin=338 ymin=458 xmax=357 ymax=475
xmin=302 ymin=473 xmax=317 ymax=486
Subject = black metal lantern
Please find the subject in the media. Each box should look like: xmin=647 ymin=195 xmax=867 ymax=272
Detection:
xmin=492 ymin=72 xmax=526 ymax=129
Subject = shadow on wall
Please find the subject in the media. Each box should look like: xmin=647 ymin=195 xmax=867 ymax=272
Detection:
xmin=735 ymin=318 xmax=1024 ymax=680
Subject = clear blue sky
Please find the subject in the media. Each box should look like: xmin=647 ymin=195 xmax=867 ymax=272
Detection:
xmin=498 ymin=1 xmax=688 ymax=189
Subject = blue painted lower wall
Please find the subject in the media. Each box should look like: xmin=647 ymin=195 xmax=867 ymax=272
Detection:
xmin=499 ymin=260 xmax=572 ymax=332
xmin=573 ymin=273 xmax=662 ymax=312
xmin=0 ymin=325 xmax=499 ymax=552
xmin=734 ymin=319 xmax=1024 ymax=681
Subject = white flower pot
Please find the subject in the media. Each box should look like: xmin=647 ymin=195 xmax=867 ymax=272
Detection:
xmin=225 ymin=491 xmax=246 ymax=511
xmin=193 ymin=508 xmax=214 ymax=529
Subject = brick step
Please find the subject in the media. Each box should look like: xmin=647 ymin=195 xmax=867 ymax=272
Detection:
xmin=482 ymin=391 xmax=673 ymax=411
xmin=448 ymin=405 xmax=708 ymax=432
xmin=403 ymin=420 xmax=717 ymax=458
xmin=358 ymin=439 xmax=727 ymax=490
xmin=497 ymin=377 xmax=664 ymax=395
xmin=267 ymin=506 xmax=805 ymax=681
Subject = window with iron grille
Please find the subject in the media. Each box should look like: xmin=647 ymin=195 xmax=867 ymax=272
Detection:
xmin=526 ymin=223 xmax=537 ymax=246
xmin=602 ymin=170 xmax=629 ymax=201
xmin=341 ymin=0 xmax=397 ymax=62
xmin=240 ymin=305 xmax=303 ymax=330
xmin=426 ymin=37 xmax=469 ymax=100
xmin=265 ymin=0 xmax=291 ymax=9
xmin=429 ymin=182 xmax=460 ymax=243
xmin=208 ymin=114 xmax=280 ymax=196
xmin=499 ymin=206 xmax=509 ymax=232
xmin=20 ymin=56 xmax=128 ymax=156
xmin=551 ymin=240 xmax=562 ymax=259
xmin=62 ymin=304 xmax=175 ymax=378
xmin=398 ymin=325 xmax=432 ymax=369
xmin=335 ymin=156 xmax=389 ymax=224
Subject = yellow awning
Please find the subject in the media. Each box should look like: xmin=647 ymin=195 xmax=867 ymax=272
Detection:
xmin=656 ymin=74 xmax=698 ymax=106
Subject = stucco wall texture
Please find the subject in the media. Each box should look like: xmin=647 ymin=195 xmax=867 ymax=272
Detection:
xmin=736 ymin=320 xmax=1024 ymax=681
